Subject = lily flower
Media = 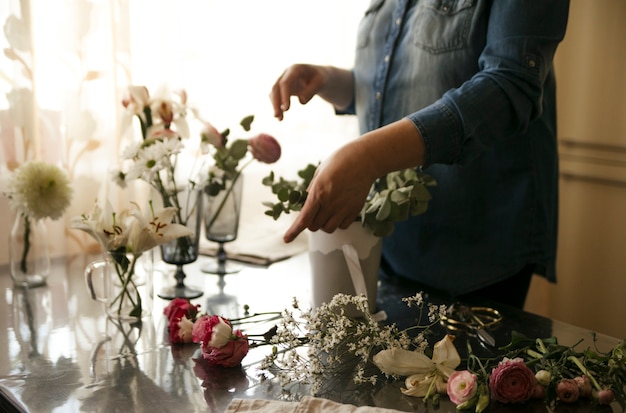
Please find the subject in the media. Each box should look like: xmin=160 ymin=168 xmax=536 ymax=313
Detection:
xmin=372 ymin=335 xmax=460 ymax=398
xmin=127 ymin=202 xmax=193 ymax=255
xmin=71 ymin=200 xmax=132 ymax=251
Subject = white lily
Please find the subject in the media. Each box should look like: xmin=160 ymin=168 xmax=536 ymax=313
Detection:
xmin=127 ymin=202 xmax=193 ymax=255
xmin=372 ymin=335 xmax=461 ymax=398
xmin=71 ymin=200 xmax=132 ymax=251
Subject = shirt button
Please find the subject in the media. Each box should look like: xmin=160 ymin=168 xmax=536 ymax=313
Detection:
xmin=395 ymin=18 xmax=402 ymax=26
xmin=528 ymin=59 xmax=536 ymax=68
xmin=376 ymin=92 xmax=382 ymax=100
xmin=384 ymin=55 xmax=390 ymax=63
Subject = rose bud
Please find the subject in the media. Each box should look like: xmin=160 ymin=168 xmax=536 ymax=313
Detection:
xmin=489 ymin=358 xmax=536 ymax=403
xmin=532 ymin=383 xmax=546 ymax=400
xmin=594 ymin=389 xmax=615 ymax=405
xmin=556 ymin=379 xmax=579 ymax=403
xmin=574 ymin=375 xmax=593 ymax=398
xmin=535 ymin=369 xmax=551 ymax=387
xmin=201 ymin=122 xmax=224 ymax=150
xmin=248 ymin=133 xmax=281 ymax=164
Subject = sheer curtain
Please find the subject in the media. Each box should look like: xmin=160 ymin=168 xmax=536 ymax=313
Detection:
xmin=0 ymin=0 xmax=369 ymax=264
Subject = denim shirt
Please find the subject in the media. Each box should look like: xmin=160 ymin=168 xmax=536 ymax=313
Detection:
xmin=349 ymin=0 xmax=569 ymax=296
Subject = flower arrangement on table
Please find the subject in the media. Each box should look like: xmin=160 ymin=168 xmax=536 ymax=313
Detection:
xmin=71 ymin=200 xmax=192 ymax=317
xmin=262 ymin=163 xmax=436 ymax=237
xmin=112 ymin=85 xmax=281 ymax=259
xmin=163 ymin=293 xmax=625 ymax=411
xmin=3 ymin=161 xmax=73 ymax=275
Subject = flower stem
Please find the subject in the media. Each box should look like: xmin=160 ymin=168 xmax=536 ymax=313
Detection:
xmin=20 ymin=214 xmax=31 ymax=274
xmin=206 ymin=159 xmax=251 ymax=231
xmin=568 ymin=355 xmax=602 ymax=391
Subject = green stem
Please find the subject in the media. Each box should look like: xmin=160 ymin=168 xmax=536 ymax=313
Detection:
xmin=20 ymin=214 xmax=31 ymax=274
xmin=109 ymin=254 xmax=141 ymax=317
xmin=206 ymin=159 xmax=251 ymax=231
xmin=568 ymin=355 xmax=602 ymax=391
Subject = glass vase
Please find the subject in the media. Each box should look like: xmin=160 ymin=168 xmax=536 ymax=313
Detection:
xmin=158 ymin=187 xmax=203 ymax=299
xmin=85 ymin=251 xmax=153 ymax=321
xmin=9 ymin=213 xmax=51 ymax=288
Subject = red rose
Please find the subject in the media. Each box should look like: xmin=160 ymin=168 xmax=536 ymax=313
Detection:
xmin=192 ymin=315 xmax=233 ymax=347
xmin=201 ymin=330 xmax=249 ymax=367
xmin=488 ymin=358 xmax=536 ymax=403
xmin=164 ymin=297 xmax=199 ymax=322
xmin=248 ymin=133 xmax=281 ymax=164
xmin=164 ymin=298 xmax=200 ymax=344
xmin=556 ymin=379 xmax=579 ymax=403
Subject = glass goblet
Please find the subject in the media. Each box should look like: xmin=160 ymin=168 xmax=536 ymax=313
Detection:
xmin=158 ymin=188 xmax=204 ymax=300
xmin=202 ymin=175 xmax=243 ymax=275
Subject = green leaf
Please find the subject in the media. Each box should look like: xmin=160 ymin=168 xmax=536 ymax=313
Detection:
xmin=240 ymin=115 xmax=254 ymax=131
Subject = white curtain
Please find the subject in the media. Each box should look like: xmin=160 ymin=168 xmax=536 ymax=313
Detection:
xmin=0 ymin=0 xmax=369 ymax=264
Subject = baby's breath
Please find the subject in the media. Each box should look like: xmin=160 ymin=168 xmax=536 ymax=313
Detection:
xmin=260 ymin=292 xmax=445 ymax=395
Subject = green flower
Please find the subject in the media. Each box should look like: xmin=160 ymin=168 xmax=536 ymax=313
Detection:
xmin=7 ymin=161 xmax=73 ymax=220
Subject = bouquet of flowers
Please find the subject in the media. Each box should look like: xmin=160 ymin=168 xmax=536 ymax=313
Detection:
xmin=262 ymin=164 xmax=436 ymax=237
xmin=71 ymin=200 xmax=192 ymax=317
xmin=3 ymin=161 xmax=72 ymax=275
xmin=201 ymin=115 xmax=281 ymax=234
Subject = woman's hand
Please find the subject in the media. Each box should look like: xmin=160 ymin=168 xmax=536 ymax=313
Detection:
xmin=283 ymin=142 xmax=377 ymax=243
xmin=270 ymin=64 xmax=354 ymax=120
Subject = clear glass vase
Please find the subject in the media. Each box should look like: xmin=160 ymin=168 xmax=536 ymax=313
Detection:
xmin=9 ymin=213 xmax=51 ymax=287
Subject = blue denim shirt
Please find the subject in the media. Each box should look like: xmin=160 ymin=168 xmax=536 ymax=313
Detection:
xmin=348 ymin=0 xmax=569 ymax=295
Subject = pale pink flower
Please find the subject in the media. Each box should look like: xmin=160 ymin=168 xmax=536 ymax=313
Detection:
xmin=574 ymin=375 xmax=593 ymax=398
xmin=446 ymin=370 xmax=478 ymax=405
xmin=556 ymin=378 xmax=579 ymax=403
xmin=248 ymin=133 xmax=281 ymax=164
xmin=595 ymin=389 xmax=615 ymax=405
xmin=122 ymin=85 xmax=150 ymax=115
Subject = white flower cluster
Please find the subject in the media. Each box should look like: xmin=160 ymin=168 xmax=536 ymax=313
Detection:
xmin=259 ymin=292 xmax=444 ymax=395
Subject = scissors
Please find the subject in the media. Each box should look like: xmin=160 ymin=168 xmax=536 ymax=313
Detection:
xmin=440 ymin=304 xmax=502 ymax=347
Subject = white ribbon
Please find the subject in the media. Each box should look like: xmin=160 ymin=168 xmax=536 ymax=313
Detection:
xmin=342 ymin=244 xmax=387 ymax=322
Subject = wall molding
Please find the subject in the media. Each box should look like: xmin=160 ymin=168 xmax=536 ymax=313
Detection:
xmin=558 ymin=137 xmax=626 ymax=186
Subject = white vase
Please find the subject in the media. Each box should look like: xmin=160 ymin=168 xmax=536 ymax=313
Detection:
xmin=308 ymin=222 xmax=382 ymax=315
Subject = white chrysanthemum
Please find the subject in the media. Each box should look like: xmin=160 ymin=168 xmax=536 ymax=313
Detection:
xmin=8 ymin=161 xmax=73 ymax=220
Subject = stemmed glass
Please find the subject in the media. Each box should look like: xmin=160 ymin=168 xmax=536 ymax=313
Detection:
xmin=158 ymin=188 xmax=204 ymax=300
xmin=202 ymin=175 xmax=243 ymax=275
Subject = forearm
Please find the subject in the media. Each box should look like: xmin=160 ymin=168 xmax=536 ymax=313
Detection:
xmin=317 ymin=66 xmax=355 ymax=112
xmin=346 ymin=118 xmax=425 ymax=180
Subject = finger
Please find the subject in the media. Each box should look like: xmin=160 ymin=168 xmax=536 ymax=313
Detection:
xmin=284 ymin=215 xmax=307 ymax=243
xmin=269 ymin=84 xmax=285 ymax=121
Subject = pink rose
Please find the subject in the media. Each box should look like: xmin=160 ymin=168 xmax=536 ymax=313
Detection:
xmin=192 ymin=315 xmax=233 ymax=347
xmin=574 ymin=375 xmax=593 ymax=398
xmin=248 ymin=133 xmax=281 ymax=164
xmin=556 ymin=378 xmax=579 ymax=403
xmin=488 ymin=358 xmax=536 ymax=403
xmin=201 ymin=330 xmax=249 ymax=367
xmin=447 ymin=370 xmax=478 ymax=405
